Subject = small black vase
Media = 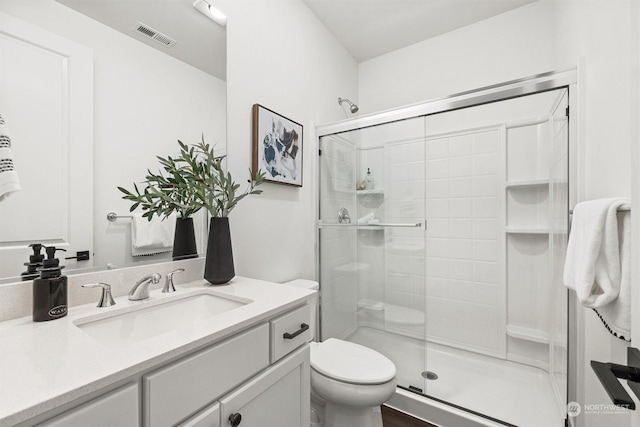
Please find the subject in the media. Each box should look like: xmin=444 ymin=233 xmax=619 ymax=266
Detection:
xmin=172 ymin=217 xmax=198 ymax=260
xmin=204 ymin=217 xmax=235 ymax=285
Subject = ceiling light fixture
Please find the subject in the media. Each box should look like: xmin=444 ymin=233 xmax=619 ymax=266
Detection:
xmin=193 ymin=0 xmax=227 ymax=27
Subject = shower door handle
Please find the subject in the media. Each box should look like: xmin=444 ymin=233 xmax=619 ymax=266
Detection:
xmin=283 ymin=323 xmax=309 ymax=339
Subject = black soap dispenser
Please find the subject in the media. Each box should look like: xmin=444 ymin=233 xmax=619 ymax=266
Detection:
xmin=21 ymin=243 xmax=45 ymax=281
xmin=33 ymin=246 xmax=68 ymax=322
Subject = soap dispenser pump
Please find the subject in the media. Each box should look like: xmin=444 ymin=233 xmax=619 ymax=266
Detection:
xmin=33 ymin=246 xmax=68 ymax=322
xmin=364 ymin=168 xmax=374 ymax=190
xmin=21 ymin=243 xmax=45 ymax=281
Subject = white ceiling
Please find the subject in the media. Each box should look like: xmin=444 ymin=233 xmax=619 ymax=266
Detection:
xmin=54 ymin=0 xmax=226 ymax=80
xmin=52 ymin=0 xmax=537 ymax=81
xmin=302 ymin=0 xmax=538 ymax=62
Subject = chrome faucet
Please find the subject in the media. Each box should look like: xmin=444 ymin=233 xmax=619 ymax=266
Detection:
xmin=162 ymin=268 xmax=185 ymax=293
xmin=338 ymin=207 xmax=351 ymax=223
xmin=128 ymin=273 xmax=161 ymax=301
xmin=82 ymin=283 xmax=116 ymax=307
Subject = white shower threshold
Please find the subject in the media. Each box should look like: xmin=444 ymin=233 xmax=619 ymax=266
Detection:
xmin=347 ymin=327 xmax=564 ymax=427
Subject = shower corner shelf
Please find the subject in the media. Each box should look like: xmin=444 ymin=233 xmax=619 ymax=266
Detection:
xmin=505 ymin=227 xmax=549 ymax=235
xmin=506 ymin=325 xmax=549 ymax=344
xmin=356 ymin=189 xmax=384 ymax=195
xmin=505 ymin=179 xmax=549 ymax=189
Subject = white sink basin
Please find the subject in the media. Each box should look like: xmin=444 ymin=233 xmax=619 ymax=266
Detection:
xmin=74 ymin=290 xmax=251 ymax=348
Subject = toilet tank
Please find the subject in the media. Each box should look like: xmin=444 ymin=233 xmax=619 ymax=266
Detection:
xmin=283 ymin=279 xmax=318 ymax=341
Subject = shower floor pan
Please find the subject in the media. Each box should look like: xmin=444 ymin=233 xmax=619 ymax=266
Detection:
xmin=347 ymin=327 xmax=563 ymax=427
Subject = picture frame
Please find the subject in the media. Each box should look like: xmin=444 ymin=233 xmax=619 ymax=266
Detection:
xmin=252 ymin=104 xmax=303 ymax=187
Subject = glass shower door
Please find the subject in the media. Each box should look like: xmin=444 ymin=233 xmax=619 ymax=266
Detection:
xmin=420 ymin=88 xmax=569 ymax=426
xmin=318 ymin=116 xmax=428 ymax=393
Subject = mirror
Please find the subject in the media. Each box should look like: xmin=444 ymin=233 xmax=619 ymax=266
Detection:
xmin=0 ymin=0 xmax=226 ymax=283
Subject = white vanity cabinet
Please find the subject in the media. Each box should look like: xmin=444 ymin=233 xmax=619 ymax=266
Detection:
xmin=174 ymin=305 xmax=312 ymax=427
xmin=37 ymin=383 xmax=139 ymax=427
xmin=30 ymin=302 xmax=311 ymax=427
xmin=143 ymin=324 xmax=271 ymax=427
xmin=180 ymin=346 xmax=310 ymax=427
xmin=218 ymin=346 xmax=309 ymax=427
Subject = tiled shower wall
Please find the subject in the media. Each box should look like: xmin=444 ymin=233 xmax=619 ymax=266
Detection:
xmin=421 ymin=127 xmax=505 ymax=356
xmin=355 ymin=123 xmax=505 ymax=356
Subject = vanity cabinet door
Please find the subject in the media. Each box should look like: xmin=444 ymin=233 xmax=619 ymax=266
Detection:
xmin=37 ymin=383 xmax=139 ymax=427
xmin=178 ymin=403 xmax=220 ymax=427
xmin=144 ymin=324 xmax=269 ymax=427
xmin=219 ymin=345 xmax=310 ymax=427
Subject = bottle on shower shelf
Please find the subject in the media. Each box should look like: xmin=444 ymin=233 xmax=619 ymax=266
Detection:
xmin=364 ymin=168 xmax=374 ymax=190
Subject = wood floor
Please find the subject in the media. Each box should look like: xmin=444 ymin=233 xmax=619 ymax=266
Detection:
xmin=381 ymin=405 xmax=438 ymax=427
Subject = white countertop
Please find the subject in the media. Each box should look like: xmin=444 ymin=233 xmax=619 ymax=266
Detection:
xmin=0 ymin=276 xmax=313 ymax=427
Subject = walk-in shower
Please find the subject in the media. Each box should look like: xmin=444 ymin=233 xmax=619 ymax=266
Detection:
xmin=317 ymin=71 xmax=575 ymax=427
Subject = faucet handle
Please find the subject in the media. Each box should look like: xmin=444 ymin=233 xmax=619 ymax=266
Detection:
xmin=163 ymin=268 xmax=185 ymax=293
xmin=82 ymin=283 xmax=116 ymax=307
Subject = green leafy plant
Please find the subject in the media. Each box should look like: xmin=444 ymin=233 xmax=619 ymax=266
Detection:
xmin=118 ymin=138 xmax=265 ymax=220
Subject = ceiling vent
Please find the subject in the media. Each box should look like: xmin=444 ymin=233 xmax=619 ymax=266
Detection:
xmin=134 ymin=22 xmax=176 ymax=47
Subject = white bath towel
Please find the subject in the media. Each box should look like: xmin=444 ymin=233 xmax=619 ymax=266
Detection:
xmin=593 ymin=209 xmax=631 ymax=340
xmin=563 ymin=198 xmax=631 ymax=308
xmin=131 ymin=213 xmax=176 ymax=256
xmin=0 ymin=115 xmax=21 ymax=200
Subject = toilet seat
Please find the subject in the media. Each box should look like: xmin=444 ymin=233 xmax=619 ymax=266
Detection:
xmin=311 ymin=338 xmax=396 ymax=385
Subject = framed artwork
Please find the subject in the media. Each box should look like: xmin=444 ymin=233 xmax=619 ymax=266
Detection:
xmin=252 ymin=104 xmax=303 ymax=187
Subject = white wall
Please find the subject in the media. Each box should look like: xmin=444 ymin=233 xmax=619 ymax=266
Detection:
xmin=551 ymin=1 xmax=637 ymax=425
xmin=358 ymin=1 xmax=555 ymax=114
xmin=216 ymin=0 xmax=358 ymax=283
xmin=0 ymin=0 xmax=226 ymax=269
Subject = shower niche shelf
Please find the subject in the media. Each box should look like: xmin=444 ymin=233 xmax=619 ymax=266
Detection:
xmin=506 ymin=325 xmax=549 ymax=344
xmin=356 ymin=189 xmax=384 ymax=195
xmin=505 ymin=178 xmax=549 ymax=189
xmin=505 ymin=227 xmax=549 ymax=235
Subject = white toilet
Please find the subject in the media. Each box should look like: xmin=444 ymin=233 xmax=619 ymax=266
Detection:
xmin=283 ymin=280 xmax=397 ymax=427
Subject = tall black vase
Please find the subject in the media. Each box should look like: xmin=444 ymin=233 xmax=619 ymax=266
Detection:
xmin=172 ymin=217 xmax=198 ymax=260
xmin=204 ymin=217 xmax=235 ymax=285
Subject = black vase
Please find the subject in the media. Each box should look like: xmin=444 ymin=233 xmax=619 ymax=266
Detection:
xmin=204 ymin=217 xmax=235 ymax=285
xmin=172 ymin=217 xmax=198 ymax=260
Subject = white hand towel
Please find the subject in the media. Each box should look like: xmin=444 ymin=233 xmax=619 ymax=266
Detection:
xmin=593 ymin=209 xmax=631 ymax=340
xmin=357 ymin=213 xmax=375 ymax=224
xmin=563 ymin=198 xmax=631 ymax=308
xmin=131 ymin=213 xmax=176 ymax=256
xmin=0 ymin=115 xmax=21 ymax=200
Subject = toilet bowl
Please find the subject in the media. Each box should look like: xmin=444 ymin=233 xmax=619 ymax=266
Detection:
xmin=310 ymin=339 xmax=397 ymax=427
xmin=282 ymin=280 xmax=397 ymax=427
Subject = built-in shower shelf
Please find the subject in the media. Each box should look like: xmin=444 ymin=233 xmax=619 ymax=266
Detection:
xmin=505 ymin=179 xmax=549 ymax=188
xmin=505 ymin=227 xmax=549 ymax=235
xmin=356 ymin=189 xmax=384 ymax=195
xmin=506 ymin=325 xmax=549 ymax=344
xmin=335 ymin=262 xmax=370 ymax=272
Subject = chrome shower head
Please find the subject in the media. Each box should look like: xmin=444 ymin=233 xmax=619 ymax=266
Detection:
xmin=338 ymin=97 xmax=359 ymax=114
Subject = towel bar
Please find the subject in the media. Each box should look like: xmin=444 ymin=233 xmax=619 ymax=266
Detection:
xmin=107 ymin=212 xmax=133 ymax=222
xmin=569 ymin=207 xmax=631 ymax=214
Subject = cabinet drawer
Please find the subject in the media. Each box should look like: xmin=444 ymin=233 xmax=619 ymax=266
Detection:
xmin=144 ymin=324 xmax=269 ymax=427
xmin=270 ymin=304 xmax=311 ymax=362
xmin=38 ymin=383 xmax=139 ymax=427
